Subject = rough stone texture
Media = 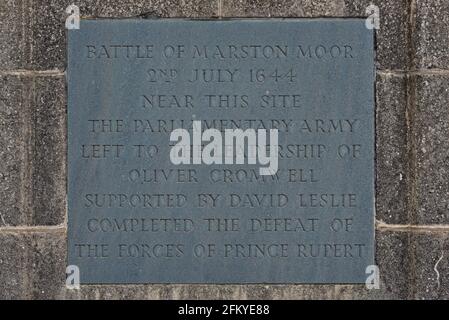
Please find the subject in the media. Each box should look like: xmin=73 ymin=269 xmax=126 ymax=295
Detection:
xmin=414 ymin=75 xmax=449 ymax=224
xmin=0 ymin=0 xmax=28 ymax=69
xmin=29 ymin=0 xmax=218 ymax=70
xmin=375 ymin=230 xmax=411 ymax=298
xmin=221 ymin=0 xmax=409 ymax=70
xmin=333 ymin=230 xmax=411 ymax=299
xmin=414 ymin=0 xmax=449 ymax=69
xmin=31 ymin=76 xmax=66 ymax=226
xmin=0 ymin=75 xmax=31 ymax=226
xmin=376 ymin=74 xmax=408 ymax=224
xmin=64 ymin=285 xmax=340 ymax=300
xmin=221 ymin=0 xmax=345 ymax=17
xmin=95 ymin=0 xmax=219 ymax=17
xmin=0 ymin=233 xmax=28 ymax=299
xmin=64 ymin=284 xmax=336 ymax=300
xmin=26 ymin=231 xmax=66 ymax=299
xmin=343 ymin=0 xmax=409 ymax=70
xmin=412 ymin=232 xmax=449 ymax=299
xmin=0 ymin=231 xmax=65 ymax=299
xmin=0 ymin=75 xmax=65 ymax=227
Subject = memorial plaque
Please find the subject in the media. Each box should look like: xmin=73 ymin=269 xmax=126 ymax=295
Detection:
xmin=68 ymin=19 xmax=374 ymax=283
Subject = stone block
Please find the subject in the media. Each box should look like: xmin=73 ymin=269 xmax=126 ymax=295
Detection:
xmin=0 ymin=75 xmax=32 ymax=226
xmin=0 ymin=75 xmax=66 ymax=226
xmin=0 ymin=233 xmax=28 ymax=299
xmin=414 ymin=75 xmax=449 ymax=224
xmin=414 ymin=0 xmax=449 ymax=69
xmin=0 ymin=0 xmax=28 ymax=69
xmin=376 ymin=74 xmax=408 ymax=224
xmin=26 ymin=231 xmax=66 ymax=299
xmin=31 ymin=76 xmax=66 ymax=225
xmin=411 ymin=232 xmax=449 ymax=299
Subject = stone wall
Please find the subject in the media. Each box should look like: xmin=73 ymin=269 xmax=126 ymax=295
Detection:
xmin=0 ymin=0 xmax=448 ymax=299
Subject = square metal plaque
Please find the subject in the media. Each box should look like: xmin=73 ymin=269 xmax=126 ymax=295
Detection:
xmin=68 ymin=19 xmax=374 ymax=283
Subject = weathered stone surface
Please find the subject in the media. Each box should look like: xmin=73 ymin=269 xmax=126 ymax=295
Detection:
xmin=376 ymin=74 xmax=408 ymax=224
xmin=376 ymin=230 xmax=411 ymax=298
xmin=412 ymin=232 xmax=449 ymax=299
xmin=414 ymin=0 xmax=449 ymax=69
xmin=0 ymin=0 xmax=28 ymax=69
xmin=29 ymin=0 xmax=103 ymax=70
xmin=221 ymin=0 xmax=345 ymax=17
xmin=333 ymin=230 xmax=411 ymax=299
xmin=0 ymin=233 xmax=27 ymax=299
xmin=29 ymin=0 xmax=218 ymax=70
xmin=95 ymin=0 xmax=219 ymax=17
xmin=26 ymin=231 xmax=66 ymax=299
xmin=415 ymin=75 xmax=449 ymax=224
xmin=343 ymin=0 xmax=409 ymax=70
xmin=236 ymin=285 xmax=335 ymax=299
xmin=65 ymin=284 xmax=336 ymax=300
xmin=65 ymin=284 xmax=245 ymax=300
xmin=31 ymin=76 xmax=66 ymax=226
xmin=221 ymin=0 xmax=409 ymax=70
xmin=0 ymin=75 xmax=31 ymax=226
xmin=0 ymin=75 xmax=65 ymax=227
